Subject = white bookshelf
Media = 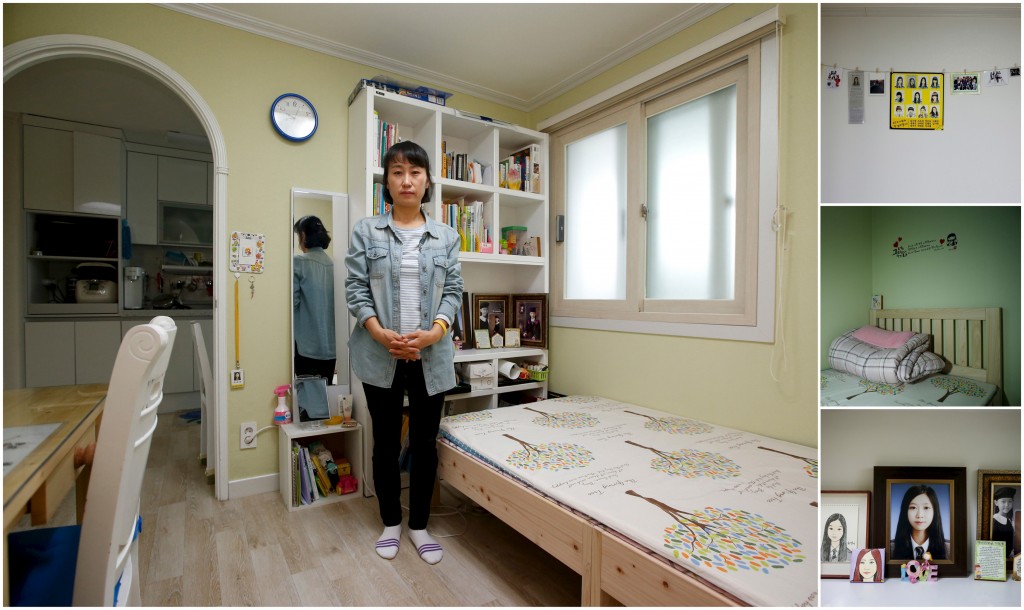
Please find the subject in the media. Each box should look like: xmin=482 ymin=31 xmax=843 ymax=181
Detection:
xmin=347 ymin=86 xmax=550 ymax=495
xmin=278 ymin=421 xmax=364 ymax=511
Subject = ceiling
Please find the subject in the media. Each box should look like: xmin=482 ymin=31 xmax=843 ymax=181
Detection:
xmin=4 ymin=3 xmax=724 ymax=147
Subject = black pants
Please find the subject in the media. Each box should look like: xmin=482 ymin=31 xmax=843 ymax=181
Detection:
xmin=363 ymin=360 xmax=445 ymax=530
xmin=294 ymin=343 xmax=336 ymax=384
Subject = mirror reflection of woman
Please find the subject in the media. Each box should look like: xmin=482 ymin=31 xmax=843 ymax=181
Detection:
xmin=891 ymin=484 xmax=949 ymax=560
xmin=852 ymin=548 xmax=882 ymax=582
xmin=293 ymin=215 xmax=336 ymax=382
xmin=346 ymin=140 xmax=463 ymax=566
xmin=821 ymin=513 xmax=850 ymax=562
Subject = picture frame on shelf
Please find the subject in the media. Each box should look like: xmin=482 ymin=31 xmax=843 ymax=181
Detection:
xmin=849 ymin=548 xmax=885 ymax=582
xmin=976 ymin=469 xmax=1021 ymax=569
xmin=450 ymin=293 xmax=467 ymax=349
xmin=473 ymin=329 xmax=492 ymax=350
xmin=472 ymin=294 xmax=509 ymax=347
xmin=821 ymin=491 xmax=871 ymax=578
xmin=872 ymin=466 xmax=968 ymax=577
xmin=974 ymin=540 xmax=1008 ymax=581
xmin=504 ymin=328 xmax=521 ymax=348
xmin=513 ymin=293 xmax=548 ymax=348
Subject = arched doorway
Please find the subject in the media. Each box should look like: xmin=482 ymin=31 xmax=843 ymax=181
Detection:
xmin=5 ymin=35 xmax=230 ymax=500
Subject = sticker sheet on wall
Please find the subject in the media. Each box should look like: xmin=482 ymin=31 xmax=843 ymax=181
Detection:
xmin=891 ymin=232 xmax=959 ymax=259
xmin=890 ymin=72 xmax=943 ymax=130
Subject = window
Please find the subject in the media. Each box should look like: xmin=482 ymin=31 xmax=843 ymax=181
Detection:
xmin=548 ymin=36 xmax=778 ymax=341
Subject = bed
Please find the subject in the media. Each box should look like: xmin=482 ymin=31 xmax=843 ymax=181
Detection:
xmin=820 ymin=307 xmax=1002 ymax=406
xmin=437 ymin=396 xmax=818 ymax=607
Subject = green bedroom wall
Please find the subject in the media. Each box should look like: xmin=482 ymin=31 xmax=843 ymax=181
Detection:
xmin=528 ymin=4 xmax=819 ymax=447
xmin=819 ymin=206 xmax=873 ymax=367
xmin=870 ymin=206 xmax=1021 ymax=405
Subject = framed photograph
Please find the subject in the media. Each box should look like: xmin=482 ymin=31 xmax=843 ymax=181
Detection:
xmin=450 ymin=293 xmax=467 ymax=348
xmin=850 ymin=548 xmax=885 ymax=582
xmin=870 ymin=294 xmax=882 ymax=310
xmin=512 ymin=293 xmax=548 ymax=349
xmin=869 ymin=78 xmax=885 ymax=95
xmin=821 ymin=491 xmax=872 ymax=578
xmin=472 ymin=294 xmax=509 ymax=346
xmin=976 ymin=469 xmax=1020 ymax=569
xmin=872 ymin=466 xmax=967 ymax=577
xmin=504 ymin=328 xmax=521 ymax=348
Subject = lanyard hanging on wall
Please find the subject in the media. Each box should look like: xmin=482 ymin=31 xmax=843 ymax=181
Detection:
xmin=228 ymin=230 xmax=267 ymax=389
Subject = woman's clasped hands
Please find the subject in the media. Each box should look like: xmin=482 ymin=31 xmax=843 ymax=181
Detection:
xmin=372 ymin=325 xmax=444 ymax=362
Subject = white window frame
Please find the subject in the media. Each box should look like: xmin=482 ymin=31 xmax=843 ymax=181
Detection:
xmin=542 ymin=15 xmax=779 ymax=343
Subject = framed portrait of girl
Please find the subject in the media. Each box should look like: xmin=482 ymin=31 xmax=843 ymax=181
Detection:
xmin=873 ymin=466 xmax=968 ymax=577
xmin=850 ymin=548 xmax=885 ymax=582
xmin=821 ymin=491 xmax=870 ymax=578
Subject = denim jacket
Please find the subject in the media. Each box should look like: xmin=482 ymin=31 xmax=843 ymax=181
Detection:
xmin=293 ymin=247 xmax=335 ymax=360
xmin=345 ymin=213 xmax=463 ymax=395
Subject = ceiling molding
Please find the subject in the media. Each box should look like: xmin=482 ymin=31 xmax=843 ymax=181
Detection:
xmin=159 ymin=3 xmax=725 ymax=112
xmin=822 ymin=3 xmax=1020 ymax=18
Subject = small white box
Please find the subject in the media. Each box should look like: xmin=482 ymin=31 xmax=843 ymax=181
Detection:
xmin=459 ymin=362 xmax=494 ymax=378
xmin=467 ymin=377 xmax=495 ymax=390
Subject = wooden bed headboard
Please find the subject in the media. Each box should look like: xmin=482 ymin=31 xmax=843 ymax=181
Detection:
xmin=869 ymin=307 xmax=1002 ymax=388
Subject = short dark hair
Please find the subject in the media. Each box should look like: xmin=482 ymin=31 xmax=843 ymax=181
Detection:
xmin=294 ymin=215 xmax=331 ymax=249
xmin=382 ymin=140 xmax=433 ymax=205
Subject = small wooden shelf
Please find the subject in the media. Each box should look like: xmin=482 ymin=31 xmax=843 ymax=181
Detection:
xmin=278 ymin=421 xmax=364 ymax=511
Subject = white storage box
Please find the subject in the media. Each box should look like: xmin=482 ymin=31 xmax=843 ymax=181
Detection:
xmin=459 ymin=362 xmax=493 ymax=378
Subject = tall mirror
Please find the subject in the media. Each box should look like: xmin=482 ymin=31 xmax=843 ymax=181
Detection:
xmin=291 ymin=188 xmax=350 ymax=422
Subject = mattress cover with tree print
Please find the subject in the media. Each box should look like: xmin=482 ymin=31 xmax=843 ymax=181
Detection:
xmin=439 ymin=396 xmax=817 ymax=607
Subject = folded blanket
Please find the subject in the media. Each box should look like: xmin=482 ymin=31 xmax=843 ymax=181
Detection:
xmin=828 ymin=329 xmax=945 ymax=384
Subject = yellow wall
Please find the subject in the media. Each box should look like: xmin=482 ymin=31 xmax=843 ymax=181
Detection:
xmin=4 ymin=3 xmax=817 ymax=489
xmin=529 ymin=4 xmax=818 ymax=447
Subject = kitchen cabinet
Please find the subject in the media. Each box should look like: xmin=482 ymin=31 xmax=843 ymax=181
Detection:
xmin=24 ymin=320 xmax=119 ymax=388
xmin=158 ymin=156 xmax=208 ymax=205
xmin=22 ymin=121 xmax=122 ymax=216
xmin=126 ymin=152 xmax=158 ymax=245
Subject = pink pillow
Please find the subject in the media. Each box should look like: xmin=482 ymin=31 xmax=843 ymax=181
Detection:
xmin=851 ymin=325 xmax=915 ymax=349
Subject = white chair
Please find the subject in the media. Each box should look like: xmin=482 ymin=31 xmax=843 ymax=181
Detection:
xmin=7 ymin=316 xmax=177 ymax=606
xmin=190 ymin=321 xmax=215 ymax=479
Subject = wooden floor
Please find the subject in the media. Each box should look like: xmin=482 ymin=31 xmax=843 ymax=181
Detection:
xmin=131 ymin=411 xmax=582 ymax=606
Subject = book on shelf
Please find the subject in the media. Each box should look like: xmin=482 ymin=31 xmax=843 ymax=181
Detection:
xmin=500 ymin=144 xmax=542 ymax=194
xmin=309 ymin=440 xmax=341 ymax=493
xmin=297 ymin=444 xmax=311 ymax=505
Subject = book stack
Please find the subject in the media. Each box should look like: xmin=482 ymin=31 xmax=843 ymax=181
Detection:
xmin=291 ymin=440 xmax=349 ymax=506
xmin=441 ymin=140 xmax=489 ymax=185
xmin=499 ymin=144 xmax=542 ymax=194
xmin=441 ymin=197 xmax=489 ymax=253
xmin=374 ymin=111 xmax=401 ymax=169
xmin=371 ymin=182 xmax=390 ymax=216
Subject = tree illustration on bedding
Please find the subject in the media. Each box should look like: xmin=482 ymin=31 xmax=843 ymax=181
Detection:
xmin=443 ymin=411 xmax=493 ymax=423
xmin=626 ymin=490 xmax=805 ymax=574
xmin=845 ymin=378 xmax=904 ymax=401
xmin=625 ymin=440 xmax=740 ymax=479
xmin=549 ymin=395 xmax=601 ymax=405
xmin=930 ymin=376 xmax=986 ymax=403
xmin=758 ymin=446 xmax=818 ymax=478
xmin=502 ymin=434 xmax=594 ymax=471
xmin=523 ymin=406 xmax=600 ymax=429
xmin=623 ymin=410 xmax=713 ymax=435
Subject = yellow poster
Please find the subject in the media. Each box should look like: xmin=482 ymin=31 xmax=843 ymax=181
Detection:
xmin=890 ymin=72 xmax=943 ymax=130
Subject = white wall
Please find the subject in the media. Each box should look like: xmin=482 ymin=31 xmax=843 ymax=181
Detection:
xmin=822 ymin=409 xmax=1021 ymax=559
xmin=821 ymin=12 xmax=1021 ymax=203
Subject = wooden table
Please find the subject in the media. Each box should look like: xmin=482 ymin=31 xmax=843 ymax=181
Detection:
xmin=4 ymin=383 xmax=107 ymax=531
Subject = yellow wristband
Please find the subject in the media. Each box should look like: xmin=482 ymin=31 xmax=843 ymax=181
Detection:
xmin=434 ymin=319 xmax=448 ymax=333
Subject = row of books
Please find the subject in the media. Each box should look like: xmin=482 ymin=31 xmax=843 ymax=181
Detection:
xmin=499 ymin=144 xmax=542 ymax=194
xmin=371 ymin=182 xmax=391 ymax=216
xmin=441 ymin=197 xmax=489 ymax=253
xmin=373 ymin=111 xmax=400 ymax=169
xmin=440 ymin=140 xmax=490 ymax=185
xmin=290 ymin=440 xmax=354 ymax=506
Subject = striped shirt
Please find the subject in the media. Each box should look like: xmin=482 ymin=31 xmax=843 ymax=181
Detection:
xmin=393 ymin=224 xmax=426 ymax=334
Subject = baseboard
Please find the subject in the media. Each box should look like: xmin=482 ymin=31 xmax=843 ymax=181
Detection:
xmin=228 ymin=472 xmax=279 ymax=499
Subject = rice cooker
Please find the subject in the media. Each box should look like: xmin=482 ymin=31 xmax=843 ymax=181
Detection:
xmin=73 ymin=262 xmax=118 ymax=304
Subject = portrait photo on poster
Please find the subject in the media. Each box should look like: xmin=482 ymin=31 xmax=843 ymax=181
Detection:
xmin=976 ymin=469 xmax=1021 ymax=569
xmin=821 ymin=491 xmax=871 ymax=578
xmin=873 ymin=466 xmax=968 ymax=577
xmin=512 ymin=293 xmax=548 ymax=349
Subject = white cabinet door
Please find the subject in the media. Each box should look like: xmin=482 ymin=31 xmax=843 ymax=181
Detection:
xmin=158 ymin=156 xmax=208 ymax=205
xmin=24 ymin=321 xmax=76 ymax=388
xmin=74 ymin=321 xmax=122 ymax=384
xmin=123 ymin=319 xmax=194 ymax=393
xmin=73 ymin=132 xmax=123 ymax=216
xmin=23 ymin=125 xmax=73 ymax=212
xmin=126 ymin=152 xmax=159 ymax=244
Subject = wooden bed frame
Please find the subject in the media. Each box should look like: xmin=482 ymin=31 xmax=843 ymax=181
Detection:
xmin=437 ymin=442 xmax=743 ymax=607
xmin=869 ymin=307 xmax=1002 ymax=401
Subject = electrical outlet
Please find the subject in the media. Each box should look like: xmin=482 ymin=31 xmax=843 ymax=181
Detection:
xmin=240 ymin=421 xmax=257 ymax=449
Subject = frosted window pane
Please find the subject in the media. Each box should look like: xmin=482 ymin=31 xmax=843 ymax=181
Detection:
xmin=647 ymin=85 xmax=736 ymax=300
xmin=565 ymin=123 xmax=627 ymax=300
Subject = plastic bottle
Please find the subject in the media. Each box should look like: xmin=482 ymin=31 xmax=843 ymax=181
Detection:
xmin=273 ymin=384 xmax=292 ymax=425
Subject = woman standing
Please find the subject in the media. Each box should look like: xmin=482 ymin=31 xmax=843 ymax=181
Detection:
xmin=346 ymin=140 xmax=463 ymax=565
xmin=821 ymin=513 xmax=850 ymax=563
xmin=891 ymin=484 xmax=949 ymax=560
xmin=293 ymin=215 xmax=336 ymax=383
